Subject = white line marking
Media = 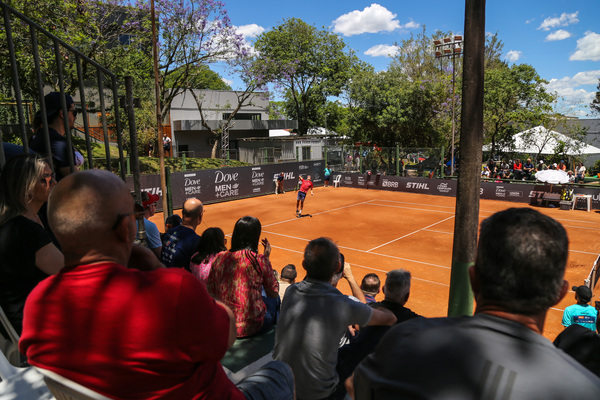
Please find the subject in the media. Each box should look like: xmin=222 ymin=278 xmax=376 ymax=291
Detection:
xmin=422 ymin=229 xmax=454 ymax=235
xmin=367 ymin=215 xmax=456 ymax=252
xmin=261 ymin=200 xmax=375 ymax=228
xmin=262 ymin=230 xmax=451 ymax=270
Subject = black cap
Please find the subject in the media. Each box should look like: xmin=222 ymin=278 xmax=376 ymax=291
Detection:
xmin=44 ymin=92 xmax=74 ymax=118
xmin=572 ymin=285 xmax=592 ymax=303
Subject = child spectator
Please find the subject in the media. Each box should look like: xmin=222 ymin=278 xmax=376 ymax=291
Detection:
xmin=190 ymin=227 xmax=227 ymax=285
xmin=279 ymin=264 xmax=297 ymax=302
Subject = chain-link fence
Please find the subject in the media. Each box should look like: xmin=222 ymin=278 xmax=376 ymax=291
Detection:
xmin=324 ymin=145 xmax=446 ymax=178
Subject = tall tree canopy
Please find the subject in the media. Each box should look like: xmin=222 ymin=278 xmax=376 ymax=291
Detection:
xmin=483 ymin=63 xmax=555 ymax=155
xmin=253 ymin=18 xmax=358 ymax=135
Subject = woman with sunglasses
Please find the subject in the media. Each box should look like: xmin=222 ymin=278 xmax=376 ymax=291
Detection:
xmin=0 ymin=154 xmax=63 ymax=336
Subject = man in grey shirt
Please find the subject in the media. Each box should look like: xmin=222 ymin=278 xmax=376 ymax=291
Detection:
xmin=347 ymin=208 xmax=600 ymax=399
xmin=274 ymin=237 xmax=396 ymax=400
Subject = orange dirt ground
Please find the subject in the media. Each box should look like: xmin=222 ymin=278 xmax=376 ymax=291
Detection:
xmin=150 ymin=186 xmax=600 ymax=341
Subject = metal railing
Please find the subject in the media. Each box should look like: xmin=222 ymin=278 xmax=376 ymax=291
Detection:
xmin=0 ymin=0 xmax=127 ymax=178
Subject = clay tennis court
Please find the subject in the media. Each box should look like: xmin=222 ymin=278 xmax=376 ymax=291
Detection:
xmin=151 ymin=185 xmax=600 ymax=341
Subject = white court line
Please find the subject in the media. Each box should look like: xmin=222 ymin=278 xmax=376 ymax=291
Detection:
xmin=561 ymin=224 xmax=600 ymax=232
xmin=422 ymin=229 xmax=454 ymax=235
xmin=367 ymin=203 xmax=456 ymax=214
xmin=261 ymin=200 xmax=375 ymax=228
xmin=371 ymin=199 xmax=456 ymax=210
xmin=570 ymin=249 xmax=600 ymax=255
xmin=263 ymin=230 xmax=451 ymax=270
xmin=367 ymin=215 xmax=456 ymax=252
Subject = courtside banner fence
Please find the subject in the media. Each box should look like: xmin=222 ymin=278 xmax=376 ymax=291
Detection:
xmin=126 ymin=160 xmax=325 ymax=210
xmin=127 ymin=164 xmax=600 ymax=211
xmin=334 ymin=172 xmax=600 ymax=209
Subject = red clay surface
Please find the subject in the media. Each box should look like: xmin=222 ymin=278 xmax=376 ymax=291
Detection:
xmin=150 ymin=186 xmax=600 ymax=341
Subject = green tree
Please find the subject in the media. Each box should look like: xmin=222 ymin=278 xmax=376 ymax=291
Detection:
xmin=592 ymin=78 xmax=600 ymax=116
xmin=483 ymin=63 xmax=556 ymax=155
xmin=253 ymin=18 xmax=358 ymax=135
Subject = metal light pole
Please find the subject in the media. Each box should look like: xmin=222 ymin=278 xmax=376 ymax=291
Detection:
xmin=434 ymin=36 xmax=463 ymax=176
xmin=150 ymin=0 xmax=169 ymax=222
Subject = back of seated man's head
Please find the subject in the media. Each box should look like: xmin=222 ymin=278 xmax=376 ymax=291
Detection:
xmin=182 ymin=198 xmax=203 ymax=223
xmin=281 ymin=264 xmax=297 ymax=282
xmin=303 ymin=237 xmax=340 ymax=282
xmin=475 ymin=208 xmax=568 ymax=315
xmin=48 ymin=169 xmax=134 ymax=254
xmin=361 ymin=273 xmax=381 ymax=295
xmin=383 ymin=269 xmax=411 ymax=304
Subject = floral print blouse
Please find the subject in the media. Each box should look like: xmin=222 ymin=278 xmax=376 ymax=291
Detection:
xmin=207 ymin=249 xmax=279 ymax=337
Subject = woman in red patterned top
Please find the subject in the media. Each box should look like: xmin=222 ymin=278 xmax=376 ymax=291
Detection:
xmin=207 ymin=216 xmax=280 ymax=337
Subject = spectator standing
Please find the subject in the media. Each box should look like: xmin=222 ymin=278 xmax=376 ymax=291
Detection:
xmin=296 ymin=175 xmax=314 ymax=217
xmin=163 ymin=133 xmax=172 ymax=157
xmin=276 ymin=172 xmax=285 ymax=194
xmin=0 ymin=154 xmax=63 ymax=336
xmin=562 ymin=285 xmax=598 ymax=332
xmin=207 ymin=216 xmax=279 ymax=338
xmin=576 ymin=162 xmax=586 ymax=183
xmin=190 ymin=227 xmax=227 ymax=285
xmin=274 ymin=237 xmax=396 ymax=400
xmin=360 ymin=273 xmax=381 ymax=304
xmin=324 ymin=165 xmax=332 ymax=187
xmin=30 ymin=92 xmax=80 ymax=181
xmin=19 ymin=169 xmax=294 ymax=400
xmin=161 ymin=198 xmax=203 ymax=270
xmin=279 ymin=264 xmax=297 ymax=302
xmin=139 ymin=192 xmax=162 ymax=258
xmin=347 ymin=208 xmax=600 ymax=399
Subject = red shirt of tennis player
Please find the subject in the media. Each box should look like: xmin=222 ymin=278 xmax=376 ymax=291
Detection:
xmin=299 ymin=177 xmax=313 ymax=193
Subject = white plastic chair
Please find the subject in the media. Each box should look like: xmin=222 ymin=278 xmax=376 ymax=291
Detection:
xmin=35 ymin=367 xmax=112 ymax=400
xmin=333 ymin=175 xmax=341 ymax=188
xmin=0 ymin=347 xmax=52 ymax=400
xmin=0 ymin=305 xmax=20 ymax=346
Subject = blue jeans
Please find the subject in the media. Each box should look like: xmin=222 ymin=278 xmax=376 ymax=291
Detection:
xmin=236 ymin=361 xmax=294 ymax=400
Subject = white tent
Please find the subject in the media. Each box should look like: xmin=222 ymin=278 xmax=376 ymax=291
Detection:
xmin=486 ymin=126 xmax=600 ymax=156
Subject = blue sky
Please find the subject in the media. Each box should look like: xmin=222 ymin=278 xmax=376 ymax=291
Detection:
xmin=215 ymin=1 xmax=600 ymax=118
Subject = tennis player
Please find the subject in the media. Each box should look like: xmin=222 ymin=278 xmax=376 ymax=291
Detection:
xmin=296 ymin=175 xmax=314 ymax=217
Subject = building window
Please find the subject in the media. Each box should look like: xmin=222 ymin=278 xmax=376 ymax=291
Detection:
xmin=222 ymin=113 xmax=261 ymax=121
xmin=302 ymin=146 xmax=311 ymax=161
xmin=119 ymin=34 xmax=133 ymax=45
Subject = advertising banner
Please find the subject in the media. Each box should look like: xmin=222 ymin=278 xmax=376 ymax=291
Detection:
xmin=129 ymin=167 xmax=600 ymax=211
xmin=126 ymin=160 xmax=326 ymax=210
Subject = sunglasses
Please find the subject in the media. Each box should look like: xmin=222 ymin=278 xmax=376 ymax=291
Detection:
xmin=70 ymin=108 xmax=78 ymax=118
xmin=40 ymin=173 xmax=56 ymax=186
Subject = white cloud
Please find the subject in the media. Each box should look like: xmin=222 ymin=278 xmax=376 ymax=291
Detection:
xmin=545 ymin=70 xmax=599 ymax=116
xmin=505 ymin=50 xmax=522 ymax=62
xmin=538 ymin=12 xmax=579 ymax=31
xmin=222 ymin=77 xmax=233 ymax=86
xmin=570 ymin=31 xmax=600 ymax=61
xmin=364 ymin=44 xmax=399 ymax=57
xmin=545 ymin=29 xmax=571 ymax=41
xmin=333 ymin=4 xmax=416 ymax=36
xmin=546 ymin=70 xmax=600 ymax=91
xmin=235 ymin=24 xmax=265 ymax=39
